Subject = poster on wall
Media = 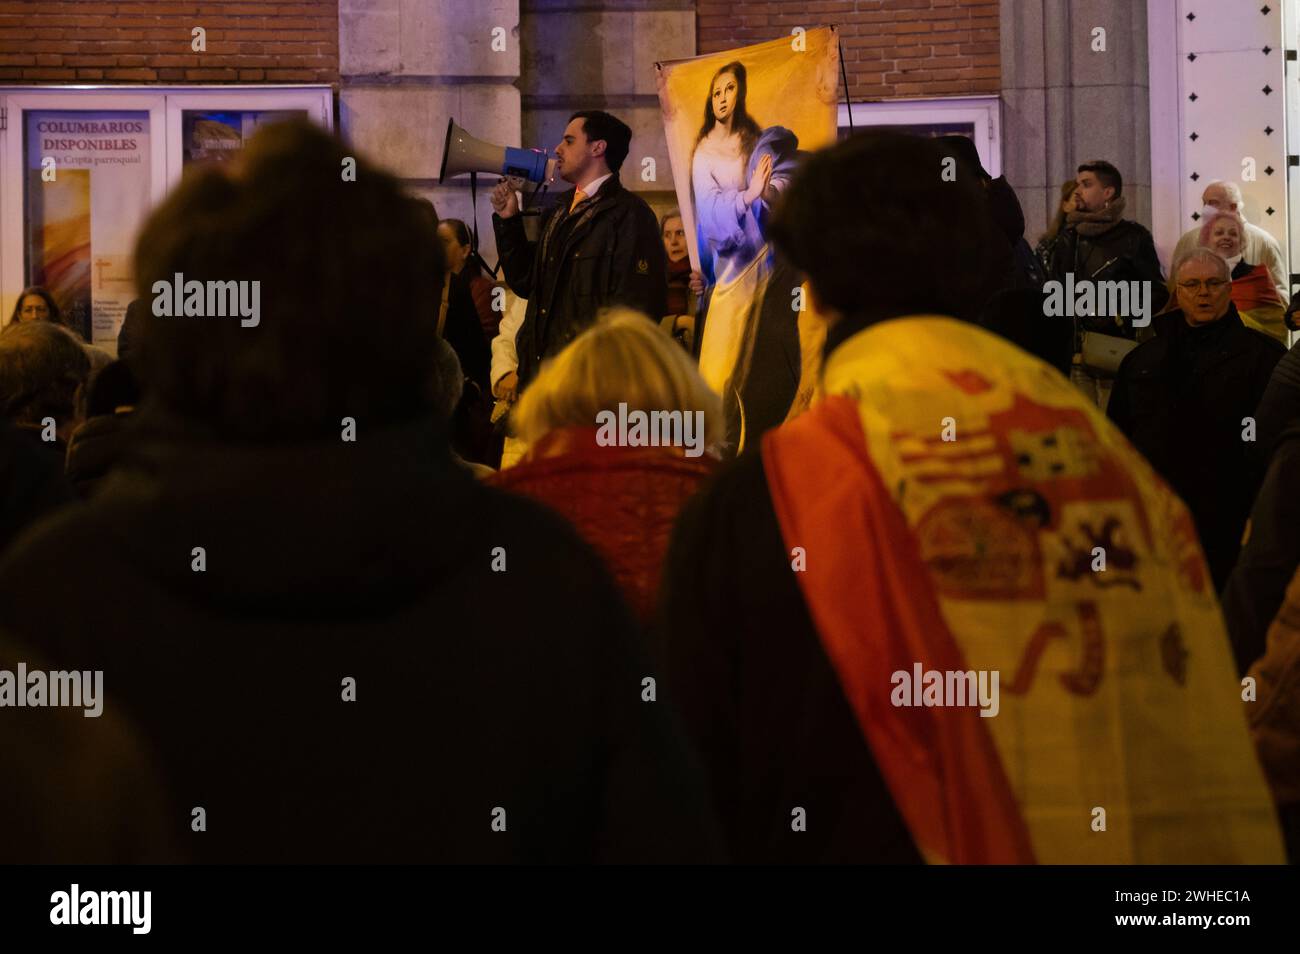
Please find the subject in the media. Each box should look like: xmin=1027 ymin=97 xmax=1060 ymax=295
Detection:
xmin=181 ymin=109 xmax=306 ymax=166
xmin=656 ymin=27 xmax=840 ymax=452
xmin=24 ymin=111 xmax=151 ymax=346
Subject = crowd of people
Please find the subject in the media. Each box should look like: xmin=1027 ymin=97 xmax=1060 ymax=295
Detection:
xmin=1 ymin=112 xmax=1298 ymax=863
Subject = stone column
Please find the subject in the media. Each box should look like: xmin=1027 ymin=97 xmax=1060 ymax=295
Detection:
xmin=338 ymin=0 xmax=521 ymax=261
xmin=1001 ymin=0 xmax=1152 ymax=242
xmin=519 ymin=0 xmax=695 ymax=224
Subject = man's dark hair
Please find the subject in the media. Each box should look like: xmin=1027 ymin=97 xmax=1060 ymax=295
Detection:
xmin=133 ymin=119 xmax=444 ymax=441
xmin=568 ymin=110 xmax=631 ymax=173
xmin=0 ymin=321 xmax=91 ymax=430
xmin=769 ymin=131 xmax=1010 ymax=328
xmin=1077 ymin=160 xmax=1123 ymax=198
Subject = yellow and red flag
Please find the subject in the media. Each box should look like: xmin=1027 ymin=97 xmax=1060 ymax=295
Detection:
xmin=762 ymin=316 xmax=1284 ymax=864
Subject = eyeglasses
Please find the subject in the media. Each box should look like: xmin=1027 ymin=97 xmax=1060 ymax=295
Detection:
xmin=1176 ymin=279 xmax=1230 ymax=293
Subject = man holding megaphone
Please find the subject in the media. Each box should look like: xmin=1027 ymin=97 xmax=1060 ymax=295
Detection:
xmin=490 ymin=110 xmax=667 ymax=400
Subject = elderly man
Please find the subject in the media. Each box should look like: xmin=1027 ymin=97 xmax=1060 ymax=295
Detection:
xmin=1108 ymin=247 xmax=1285 ymax=590
xmin=1172 ymin=181 xmax=1289 ymax=304
xmin=0 ymin=320 xmax=91 ymax=446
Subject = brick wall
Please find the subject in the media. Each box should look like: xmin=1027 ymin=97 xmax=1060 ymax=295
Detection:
xmin=0 ymin=0 xmax=338 ymax=84
xmin=696 ymin=0 xmax=998 ymax=100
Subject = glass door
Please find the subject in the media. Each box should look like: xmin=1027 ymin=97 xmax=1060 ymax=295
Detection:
xmin=0 ymin=86 xmax=332 ymax=348
xmin=0 ymin=91 xmax=166 ymax=348
xmin=164 ymin=88 xmax=332 ymax=189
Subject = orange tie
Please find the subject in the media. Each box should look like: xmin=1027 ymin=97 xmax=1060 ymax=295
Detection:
xmin=569 ymin=188 xmax=587 ymax=213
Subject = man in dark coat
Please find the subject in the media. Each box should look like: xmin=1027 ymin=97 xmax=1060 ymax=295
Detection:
xmin=0 ymin=421 xmax=73 ymax=556
xmin=1222 ymin=419 xmax=1300 ymax=674
xmin=0 ymin=120 xmax=721 ymax=864
xmin=64 ymin=359 xmax=141 ymax=499
xmin=1107 ymin=247 xmax=1285 ymax=591
xmin=1044 ymin=160 xmax=1170 ymax=339
xmin=491 ymin=110 xmax=666 ymax=395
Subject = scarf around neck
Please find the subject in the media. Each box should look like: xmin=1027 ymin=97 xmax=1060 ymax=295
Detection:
xmin=1067 ymin=195 xmax=1127 ymax=237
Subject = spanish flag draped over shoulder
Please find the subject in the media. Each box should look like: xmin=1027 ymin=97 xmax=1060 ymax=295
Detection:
xmin=1230 ymin=263 xmax=1285 ymax=313
xmin=761 ymin=316 xmax=1284 ymax=864
xmin=1231 ymin=264 xmax=1288 ymax=343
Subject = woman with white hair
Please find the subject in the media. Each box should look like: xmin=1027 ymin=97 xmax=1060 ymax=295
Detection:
xmin=490 ymin=308 xmax=723 ymax=622
xmin=1197 ymin=208 xmax=1287 ymax=343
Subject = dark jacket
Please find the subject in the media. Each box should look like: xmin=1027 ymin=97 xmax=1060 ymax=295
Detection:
xmin=979 ymin=286 xmax=1074 ymax=376
xmin=1046 ymin=216 xmax=1169 ymax=337
xmin=1253 ymin=343 xmax=1300 ymax=460
xmin=119 ymin=285 xmax=491 ymax=398
xmin=65 ymin=411 xmax=135 ymax=499
xmin=1243 ymin=562 xmax=1300 ymax=862
xmin=444 ymin=270 xmax=491 ymax=393
xmin=1223 ymin=421 xmax=1300 ymax=674
xmin=1107 ymin=304 xmax=1285 ymax=590
xmin=0 ymin=423 xmax=72 ymax=557
xmin=494 ymin=176 xmax=667 ymax=388
xmin=0 ymin=410 xmax=722 ymax=863
xmin=987 ymin=176 xmax=1048 ymax=292
xmin=655 ymin=449 xmax=922 ymax=864
xmin=0 ymin=633 xmax=178 ymax=863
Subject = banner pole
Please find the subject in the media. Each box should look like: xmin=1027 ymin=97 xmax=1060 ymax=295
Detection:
xmin=839 ymin=40 xmax=854 ymax=133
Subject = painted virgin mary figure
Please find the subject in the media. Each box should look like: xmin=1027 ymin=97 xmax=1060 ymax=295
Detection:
xmin=691 ymin=61 xmax=801 ymax=442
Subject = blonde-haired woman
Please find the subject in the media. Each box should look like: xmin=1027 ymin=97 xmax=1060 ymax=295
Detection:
xmin=490 ymin=308 xmax=723 ymax=622
xmin=1198 ymin=208 xmax=1287 ymax=343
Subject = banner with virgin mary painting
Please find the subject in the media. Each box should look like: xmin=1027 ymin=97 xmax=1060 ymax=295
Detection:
xmin=656 ymin=27 xmax=840 ymax=452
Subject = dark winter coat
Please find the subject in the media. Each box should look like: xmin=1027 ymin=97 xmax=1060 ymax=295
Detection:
xmin=1223 ymin=420 xmax=1300 ymax=674
xmin=443 ymin=270 xmax=491 ymax=393
xmin=494 ymin=176 xmax=667 ymax=389
xmin=0 ymin=423 xmax=72 ymax=557
xmin=1107 ymin=304 xmax=1284 ymax=589
xmin=0 ymin=409 xmax=723 ymax=863
xmin=654 ymin=446 xmax=923 ymax=864
xmin=65 ymin=411 xmax=134 ymax=499
xmin=1045 ymin=216 xmax=1170 ymax=337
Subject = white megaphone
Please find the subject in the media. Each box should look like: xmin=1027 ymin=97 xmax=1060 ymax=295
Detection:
xmin=439 ymin=118 xmax=558 ymax=186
